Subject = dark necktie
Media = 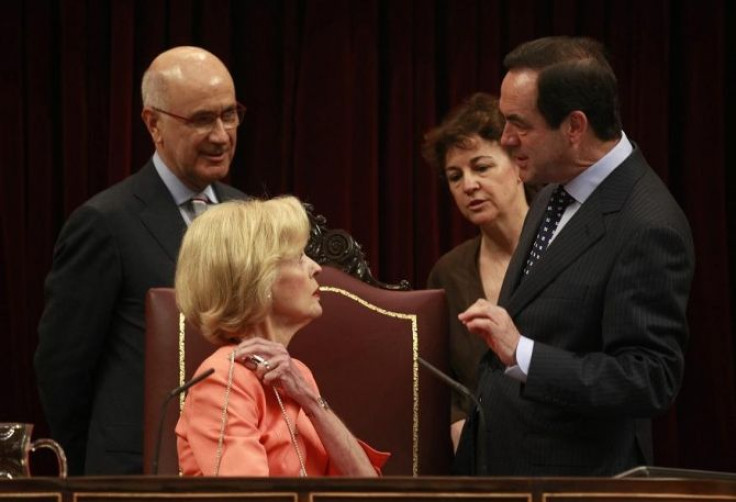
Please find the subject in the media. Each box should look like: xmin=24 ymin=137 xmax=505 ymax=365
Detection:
xmin=522 ymin=186 xmax=574 ymax=277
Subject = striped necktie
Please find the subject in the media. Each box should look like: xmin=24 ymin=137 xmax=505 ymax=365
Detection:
xmin=185 ymin=194 xmax=210 ymax=224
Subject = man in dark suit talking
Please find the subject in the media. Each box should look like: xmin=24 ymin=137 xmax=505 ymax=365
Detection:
xmin=454 ymin=36 xmax=695 ymax=476
xmin=34 ymin=46 xmax=248 ymax=474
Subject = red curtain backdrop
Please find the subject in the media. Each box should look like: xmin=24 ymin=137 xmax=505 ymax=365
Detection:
xmin=1 ymin=0 xmax=734 ymax=472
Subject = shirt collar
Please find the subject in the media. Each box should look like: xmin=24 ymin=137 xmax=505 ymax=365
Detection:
xmin=152 ymin=152 xmax=218 ymax=205
xmin=564 ymin=131 xmax=633 ymax=204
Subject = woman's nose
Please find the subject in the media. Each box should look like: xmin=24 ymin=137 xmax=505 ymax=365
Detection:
xmin=308 ymin=256 xmax=322 ymax=276
xmin=462 ymin=174 xmax=479 ymax=193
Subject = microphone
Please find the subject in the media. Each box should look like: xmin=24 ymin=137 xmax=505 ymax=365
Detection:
xmin=167 ymin=367 xmax=215 ymax=397
xmin=417 ymin=356 xmax=488 ymax=476
xmin=152 ymin=368 xmax=214 ymax=475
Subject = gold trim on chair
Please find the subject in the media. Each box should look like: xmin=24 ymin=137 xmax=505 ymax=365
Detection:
xmin=178 ymin=313 xmax=187 ymax=412
xmin=177 ymin=312 xmax=188 ymax=477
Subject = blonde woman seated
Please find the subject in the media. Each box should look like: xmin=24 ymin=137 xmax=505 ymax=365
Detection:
xmin=174 ymin=196 xmax=390 ymax=476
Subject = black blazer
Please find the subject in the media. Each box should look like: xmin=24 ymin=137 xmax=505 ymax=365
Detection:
xmin=455 ymin=147 xmax=695 ymax=476
xmin=35 ymin=160 xmax=247 ymax=474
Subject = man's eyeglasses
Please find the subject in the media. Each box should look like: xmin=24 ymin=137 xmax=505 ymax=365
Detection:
xmin=152 ymin=102 xmax=247 ymax=133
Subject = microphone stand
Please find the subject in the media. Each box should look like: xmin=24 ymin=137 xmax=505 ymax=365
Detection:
xmin=152 ymin=367 xmax=215 ymax=475
xmin=417 ymin=356 xmax=488 ymax=476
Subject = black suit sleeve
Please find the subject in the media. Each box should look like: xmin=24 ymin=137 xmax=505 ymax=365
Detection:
xmin=34 ymin=205 xmax=122 ymax=475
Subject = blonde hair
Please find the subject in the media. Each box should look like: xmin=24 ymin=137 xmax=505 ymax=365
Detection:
xmin=175 ymin=196 xmax=310 ymax=345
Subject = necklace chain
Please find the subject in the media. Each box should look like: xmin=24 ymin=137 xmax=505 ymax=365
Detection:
xmin=214 ymin=351 xmax=237 ymax=475
xmin=215 ymin=350 xmax=307 ymax=477
xmin=273 ymin=387 xmax=308 ymax=477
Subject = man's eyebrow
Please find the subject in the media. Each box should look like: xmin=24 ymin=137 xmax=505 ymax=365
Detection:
xmin=189 ymin=108 xmax=217 ymax=117
xmin=505 ymin=113 xmax=525 ymax=123
xmin=191 ymin=104 xmax=237 ymax=115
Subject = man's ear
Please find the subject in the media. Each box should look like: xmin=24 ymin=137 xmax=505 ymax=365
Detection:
xmin=141 ymin=108 xmax=163 ymax=145
xmin=565 ymin=110 xmax=588 ymax=144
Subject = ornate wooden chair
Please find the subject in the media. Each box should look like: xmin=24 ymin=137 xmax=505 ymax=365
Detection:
xmin=142 ymin=205 xmax=451 ymax=476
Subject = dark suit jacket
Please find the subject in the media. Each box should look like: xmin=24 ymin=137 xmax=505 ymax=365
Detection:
xmin=34 ymin=159 xmax=247 ymax=475
xmin=454 ymin=147 xmax=695 ymax=476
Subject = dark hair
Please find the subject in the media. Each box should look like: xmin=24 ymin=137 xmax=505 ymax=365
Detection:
xmin=503 ymin=36 xmax=622 ymax=140
xmin=421 ymin=93 xmax=506 ymax=176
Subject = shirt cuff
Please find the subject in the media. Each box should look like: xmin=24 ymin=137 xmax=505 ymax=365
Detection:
xmin=503 ymin=335 xmax=533 ymax=383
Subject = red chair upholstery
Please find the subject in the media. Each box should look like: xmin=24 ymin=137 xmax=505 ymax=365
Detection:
xmin=143 ymin=266 xmax=451 ymax=476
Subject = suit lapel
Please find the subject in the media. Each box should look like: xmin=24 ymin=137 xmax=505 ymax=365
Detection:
xmin=501 ymin=147 xmax=648 ymax=317
xmin=504 ymin=198 xmax=605 ymax=316
xmin=133 ymin=161 xmax=186 ymax=263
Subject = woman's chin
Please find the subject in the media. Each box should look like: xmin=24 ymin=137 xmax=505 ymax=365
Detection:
xmin=311 ymin=304 xmax=324 ymax=318
xmin=465 ymin=213 xmax=495 ymax=227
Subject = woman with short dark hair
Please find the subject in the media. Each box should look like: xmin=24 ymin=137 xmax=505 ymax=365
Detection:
xmin=422 ymin=93 xmax=531 ymax=451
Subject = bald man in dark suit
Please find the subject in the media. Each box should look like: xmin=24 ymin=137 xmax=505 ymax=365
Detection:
xmin=35 ymin=46 xmax=248 ymax=475
xmin=454 ymin=37 xmax=695 ymax=476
